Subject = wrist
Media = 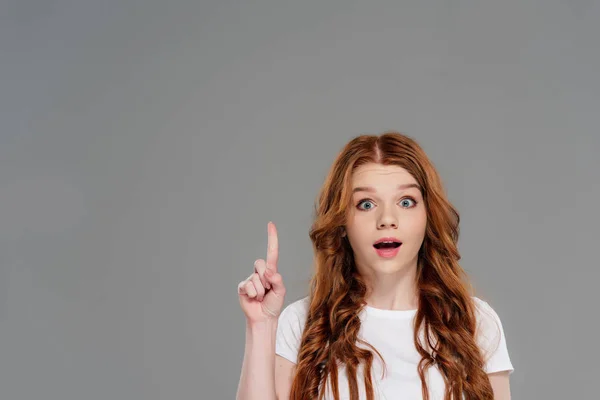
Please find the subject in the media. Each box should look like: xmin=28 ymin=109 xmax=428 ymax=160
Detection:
xmin=246 ymin=318 xmax=278 ymax=332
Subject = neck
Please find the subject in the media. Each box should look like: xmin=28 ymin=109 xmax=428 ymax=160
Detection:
xmin=361 ymin=263 xmax=419 ymax=311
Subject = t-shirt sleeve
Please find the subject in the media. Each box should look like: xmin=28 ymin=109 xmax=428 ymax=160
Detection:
xmin=275 ymin=299 xmax=307 ymax=364
xmin=474 ymin=298 xmax=515 ymax=375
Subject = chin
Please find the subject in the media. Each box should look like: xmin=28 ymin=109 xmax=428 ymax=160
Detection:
xmin=367 ymin=260 xmax=408 ymax=274
xmin=380 ymin=265 xmax=408 ymax=274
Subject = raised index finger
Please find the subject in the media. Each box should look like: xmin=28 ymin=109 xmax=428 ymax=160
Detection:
xmin=266 ymin=221 xmax=279 ymax=272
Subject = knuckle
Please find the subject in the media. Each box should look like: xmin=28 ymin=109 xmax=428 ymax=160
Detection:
xmin=252 ymin=276 xmax=264 ymax=291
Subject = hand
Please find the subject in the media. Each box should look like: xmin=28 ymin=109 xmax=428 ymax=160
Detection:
xmin=237 ymin=221 xmax=286 ymax=324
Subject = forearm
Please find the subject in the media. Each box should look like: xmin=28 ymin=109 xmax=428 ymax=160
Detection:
xmin=236 ymin=320 xmax=278 ymax=400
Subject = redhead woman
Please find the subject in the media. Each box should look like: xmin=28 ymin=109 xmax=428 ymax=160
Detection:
xmin=236 ymin=132 xmax=514 ymax=400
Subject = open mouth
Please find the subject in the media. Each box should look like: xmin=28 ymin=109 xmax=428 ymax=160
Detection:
xmin=373 ymin=242 xmax=402 ymax=249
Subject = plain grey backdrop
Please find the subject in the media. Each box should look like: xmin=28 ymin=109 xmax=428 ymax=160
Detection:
xmin=1 ymin=0 xmax=597 ymax=399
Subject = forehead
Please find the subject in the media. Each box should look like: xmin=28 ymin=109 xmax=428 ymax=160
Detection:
xmin=351 ymin=163 xmax=418 ymax=187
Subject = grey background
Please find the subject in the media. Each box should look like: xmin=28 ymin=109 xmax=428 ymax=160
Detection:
xmin=0 ymin=0 xmax=597 ymax=399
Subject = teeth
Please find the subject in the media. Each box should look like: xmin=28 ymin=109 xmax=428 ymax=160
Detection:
xmin=374 ymin=240 xmax=401 ymax=248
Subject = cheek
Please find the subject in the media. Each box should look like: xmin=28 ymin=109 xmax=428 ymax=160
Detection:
xmin=399 ymin=212 xmax=427 ymax=239
xmin=346 ymin=227 xmax=368 ymax=247
xmin=345 ymin=224 xmax=371 ymax=250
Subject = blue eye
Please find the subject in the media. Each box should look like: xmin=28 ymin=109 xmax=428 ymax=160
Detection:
xmin=400 ymin=198 xmax=416 ymax=208
xmin=357 ymin=200 xmax=375 ymax=210
xmin=356 ymin=197 xmax=418 ymax=211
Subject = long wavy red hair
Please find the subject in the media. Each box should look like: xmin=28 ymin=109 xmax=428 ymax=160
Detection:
xmin=289 ymin=131 xmax=495 ymax=399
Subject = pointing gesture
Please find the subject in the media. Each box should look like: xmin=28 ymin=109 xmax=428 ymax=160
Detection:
xmin=265 ymin=220 xmax=279 ymax=274
xmin=237 ymin=222 xmax=286 ymax=323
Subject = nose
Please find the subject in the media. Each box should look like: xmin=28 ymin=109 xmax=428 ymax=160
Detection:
xmin=378 ymin=220 xmax=398 ymax=229
xmin=377 ymin=210 xmax=398 ymax=230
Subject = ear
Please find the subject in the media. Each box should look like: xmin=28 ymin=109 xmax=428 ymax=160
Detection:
xmin=341 ymin=227 xmax=347 ymax=237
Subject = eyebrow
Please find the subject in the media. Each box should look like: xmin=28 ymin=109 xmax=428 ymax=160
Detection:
xmin=352 ymin=183 xmax=421 ymax=194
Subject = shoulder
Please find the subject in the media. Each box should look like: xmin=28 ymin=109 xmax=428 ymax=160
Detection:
xmin=278 ymin=296 xmax=310 ymax=332
xmin=280 ymin=296 xmax=310 ymax=320
xmin=471 ymin=296 xmax=504 ymax=333
xmin=470 ymin=296 xmax=515 ymax=374
xmin=275 ymin=296 xmax=310 ymax=364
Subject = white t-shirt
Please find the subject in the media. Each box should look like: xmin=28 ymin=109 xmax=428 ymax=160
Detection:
xmin=276 ymin=296 xmax=514 ymax=399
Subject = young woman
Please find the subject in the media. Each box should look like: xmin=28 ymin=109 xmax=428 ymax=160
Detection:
xmin=236 ymin=132 xmax=514 ymax=400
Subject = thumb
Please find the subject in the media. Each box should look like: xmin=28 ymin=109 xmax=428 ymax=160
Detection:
xmin=265 ymin=268 xmax=285 ymax=295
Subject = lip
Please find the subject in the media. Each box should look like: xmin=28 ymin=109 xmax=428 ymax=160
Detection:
xmin=373 ymin=237 xmax=402 ymax=245
xmin=374 ymin=244 xmax=401 ymax=258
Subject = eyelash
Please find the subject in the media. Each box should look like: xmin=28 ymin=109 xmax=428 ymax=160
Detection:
xmin=356 ymin=197 xmax=418 ymax=211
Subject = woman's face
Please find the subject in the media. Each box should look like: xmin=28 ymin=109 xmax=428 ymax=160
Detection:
xmin=345 ymin=163 xmax=427 ymax=276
